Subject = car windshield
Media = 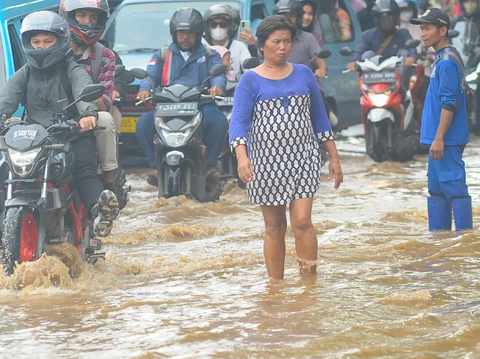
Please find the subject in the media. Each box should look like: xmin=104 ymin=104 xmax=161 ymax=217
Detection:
xmin=103 ymin=1 xmax=242 ymax=54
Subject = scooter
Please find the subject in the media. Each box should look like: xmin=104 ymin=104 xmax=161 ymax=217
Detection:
xmin=340 ymin=39 xmax=422 ymax=162
xmin=0 ymin=84 xmax=107 ymax=275
xmin=217 ymin=57 xmax=260 ymax=186
xmin=132 ymin=64 xmax=227 ymax=202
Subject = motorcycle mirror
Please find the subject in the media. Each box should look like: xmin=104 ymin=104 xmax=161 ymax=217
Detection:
xmin=405 ymin=39 xmax=421 ymax=49
xmin=243 ymin=57 xmax=260 ymax=69
xmin=78 ymin=84 xmax=105 ymax=102
xmin=316 ymin=49 xmax=332 ymax=59
xmin=448 ymin=29 xmax=460 ymax=38
xmin=115 ymin=64 xmax=125 ymax=78
xmin=124 ymin=70 xmax=136 ymax=85
xmin=130 ymin=68 xmax=148 ymax=80
xmin=339 ymin=46 xmax=353 ymax=57
xmin=61 ymin=84 xmax=105 ymax=114
xmin=209 ymin=64 xmax=227 ymax=77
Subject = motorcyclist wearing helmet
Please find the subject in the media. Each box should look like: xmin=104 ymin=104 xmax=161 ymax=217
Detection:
xmin=202 ymin=4 xmax=253 ymax=81
xmin=347 ymin=0 xmax=417 ymax=71
xmin=60 ymin=0 xmax=119 ymax=192
xmin=273 ymin=0 xmax=328 ymax=78
xmin=0 ymin=11 xmax=119 ymax=237
xmin=135 ymin=7 xmax=228 ymax=187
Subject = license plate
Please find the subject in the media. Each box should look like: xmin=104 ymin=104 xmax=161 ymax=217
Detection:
xmin=156 ymin=102 xmax=198 ymax=116
xmin=363 ymin=72 xmax=396 ymax=84
xmin=216 ymin=97 xmax=234 ymax=107
xmin=120 ymin=117 xmax=138 ymax=133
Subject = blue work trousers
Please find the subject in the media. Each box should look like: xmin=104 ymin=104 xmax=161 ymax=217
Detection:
xmin=135 ymin=105 xmax=228 ymax=168
xmin=428 ymin=145 xmax=469 ymax=201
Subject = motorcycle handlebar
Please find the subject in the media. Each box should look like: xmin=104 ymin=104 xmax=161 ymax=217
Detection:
xmin=135 ymin=96 xmax=152 ymax=106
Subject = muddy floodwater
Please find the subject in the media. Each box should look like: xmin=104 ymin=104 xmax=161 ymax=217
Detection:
xmin=1 ymin=133 xmax=480 ymax=358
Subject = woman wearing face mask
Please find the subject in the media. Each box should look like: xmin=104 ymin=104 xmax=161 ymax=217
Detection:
xmin=301 ymin=0 xmax=325 ymax=47
xmin=397 ymin=0 xmax=424 ymax=54
xmin=203 ymin=4 xmax=252 ymax=82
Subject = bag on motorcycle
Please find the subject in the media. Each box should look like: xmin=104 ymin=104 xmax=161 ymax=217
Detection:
xmin=433 ymin=49 xmax=476 ymax=111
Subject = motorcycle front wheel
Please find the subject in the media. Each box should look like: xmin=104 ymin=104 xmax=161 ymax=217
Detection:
xmin=1 ymin=206 xmax=38 ymax=275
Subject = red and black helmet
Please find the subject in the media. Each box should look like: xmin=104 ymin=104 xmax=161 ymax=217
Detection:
xmin=59 ymin=0 xmax=110 ymax=46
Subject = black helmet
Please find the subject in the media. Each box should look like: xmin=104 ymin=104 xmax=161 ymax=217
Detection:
xmin=21 ymin=11 xmax=71 ymax=69
xmin=170 ymin=7 xmax=205 ymax=46
xmin=274 ymin=0 xmax=304 ymax=27
xmin=397 ymin=0 xmax=418 ymax=18
xmin=458 ymin=0 xmax=480 ymax=17
xmin=59 ymin=0 xmax=110 ymax=46
xmin=372 ymin=0 xmax=401 ymax=16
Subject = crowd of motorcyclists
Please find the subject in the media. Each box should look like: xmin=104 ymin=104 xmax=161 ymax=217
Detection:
xmin=0 ymin=0 xmax=478 ymax=271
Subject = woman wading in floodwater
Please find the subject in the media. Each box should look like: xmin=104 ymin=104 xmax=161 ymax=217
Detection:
xmin=229 ymin=15 xmax=343 ymax=279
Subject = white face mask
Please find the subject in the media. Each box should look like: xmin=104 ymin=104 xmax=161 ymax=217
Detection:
xmin=464 ymin=2 xmax=478 ymax=15
xmin=211 ymin=28 xmax=228 ymax=41
xmin=400 ymin=10 xmax=414 ymax=22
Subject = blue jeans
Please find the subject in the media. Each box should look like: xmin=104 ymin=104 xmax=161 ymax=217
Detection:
xmin=428 ymin=145 xmax=469 ymax=201
xmin=135 ymin=105 xmax=228 ymax=168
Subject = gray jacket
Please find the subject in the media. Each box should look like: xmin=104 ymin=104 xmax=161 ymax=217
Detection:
xmin=0 ymin=58 xmax=97 ymax=127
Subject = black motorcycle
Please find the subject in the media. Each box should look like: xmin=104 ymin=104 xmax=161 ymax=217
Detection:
xmin=0 ymin=84 xmax=107 ymax=275
xmin=133 ymin=64 xmax=227 ymax=201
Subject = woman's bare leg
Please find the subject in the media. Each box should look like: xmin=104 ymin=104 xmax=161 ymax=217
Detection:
xmin=290 ymin=197 xmax=317 ymax=275
xmin=261 ymin=205 xmax=287 ymax=279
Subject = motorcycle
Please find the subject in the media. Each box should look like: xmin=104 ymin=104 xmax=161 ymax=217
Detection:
xmin=340 ymin=39 xmax=422 ymax=162
xmin=217 ymin=57 xmax=260 ymax=187
xmin=133 ymin=64 xmax=227 ymax=202
xmin=0 ymin=84 xmax=107 ymax=275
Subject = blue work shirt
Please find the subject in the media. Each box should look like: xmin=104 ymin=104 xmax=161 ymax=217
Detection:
xmin=421 ymin=47 xmax=469 ymax=145
xmin=352 ymin=28 xmax=417 ymax=61
xmin=138 ymin=42 xmax=226 ymax=93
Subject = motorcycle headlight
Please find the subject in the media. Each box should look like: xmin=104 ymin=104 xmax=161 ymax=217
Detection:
xmin=8 ymin=148 xmax=41 ymax=177
xmin=156 ymin=112 xmax=202 ymax=147
xmin=162 ymin=132 xmax=189 ymax=147
xmin=368 ymin=93 xmax=389 ymax=107
xmin=466 ymin=72 xmax=478 ymax=83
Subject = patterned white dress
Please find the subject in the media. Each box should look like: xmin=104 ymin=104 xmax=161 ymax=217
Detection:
xmin=230 ymin=64 xmax=333 ymax=206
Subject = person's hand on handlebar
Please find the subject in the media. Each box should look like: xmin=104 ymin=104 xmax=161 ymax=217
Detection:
xmin=347 ymin=61 xmax=356 ymax=71
xmin=315 ymin=68 xmax=327 ymax=78
xmin=404 ymin=57 xmax=416 ymax=67
xmin=78 ymin=116 xmax=97 ymax=132
xmin=137 ymin=91 xmax=151 ymax=103
xmin=209 ymin=86 xmax=224 ymax=99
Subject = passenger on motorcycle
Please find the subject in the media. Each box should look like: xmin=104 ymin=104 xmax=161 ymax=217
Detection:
xmin=135 ymin=7 xmax=228 ymax=187
xmin=273 ymin=0 xmax=328 ymax=79
xmin=300 ymin=0 xmax=325 ymax=47
xmin=202 ymin=4 xmax=253 ymax=81
xmin=347 ymin=0 xmax=417 ymax=72
xmin=0 ymin=11 xmax=119 ymax=237
xmin=59 ymin=0 xmax=118 ymax=192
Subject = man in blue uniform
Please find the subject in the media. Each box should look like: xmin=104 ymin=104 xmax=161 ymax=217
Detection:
xmin=411 ymin=9 xmax=472 ymax=231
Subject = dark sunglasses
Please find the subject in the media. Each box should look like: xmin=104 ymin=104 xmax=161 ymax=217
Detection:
xmin=209 ymin=21 xmax=229 ymax=28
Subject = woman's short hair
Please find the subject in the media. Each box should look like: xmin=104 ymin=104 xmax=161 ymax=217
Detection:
xmin=256 ymin=15 xmax=296 ymax=48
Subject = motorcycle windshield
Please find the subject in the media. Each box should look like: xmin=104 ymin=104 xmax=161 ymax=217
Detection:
xmin=154 ymin=85 xmax=202 ymax=103
xmin=4 ymin=124 xmax=48 ymax=152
